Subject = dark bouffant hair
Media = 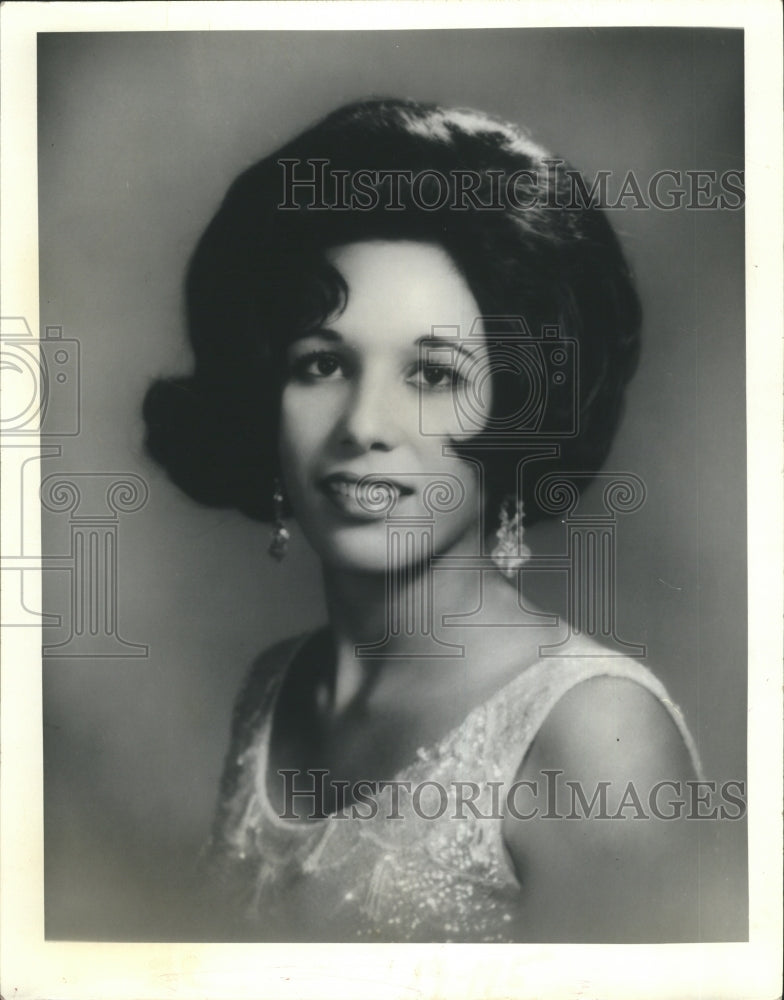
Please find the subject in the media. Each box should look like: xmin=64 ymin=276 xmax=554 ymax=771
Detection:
xmin=143 ymin=98 xmax=641 ymax=530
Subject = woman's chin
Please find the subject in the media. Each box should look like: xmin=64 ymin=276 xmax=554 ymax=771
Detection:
xmin=302 ymin=524 xmax=394 ymax=575
xmin=305 ymin=526 xmax=444 ymax=576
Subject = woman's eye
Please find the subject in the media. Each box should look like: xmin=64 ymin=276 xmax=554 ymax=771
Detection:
xmin=410 ymin=363 xmax=461 ymax=390
xmin=290 ymin=351 xmax=344 ymax=381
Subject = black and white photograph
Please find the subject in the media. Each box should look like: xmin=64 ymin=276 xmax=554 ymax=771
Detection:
xmin=1 ymin=2 xmax=781 ymax=998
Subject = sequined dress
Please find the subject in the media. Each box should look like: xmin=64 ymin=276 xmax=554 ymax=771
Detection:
xmin=207 ymin=632 xmax=700 ymax=942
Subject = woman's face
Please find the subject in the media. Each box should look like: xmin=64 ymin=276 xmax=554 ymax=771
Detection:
xmin=278 ymin=240 xmax=492 ymax=573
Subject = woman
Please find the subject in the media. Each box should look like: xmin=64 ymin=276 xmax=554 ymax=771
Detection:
xmin=143 ymin=99 xmax=702 ymax=942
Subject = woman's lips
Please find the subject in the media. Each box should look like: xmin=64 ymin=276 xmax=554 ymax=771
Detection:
xmin=318 ymin=474 xmax=414 ymax=519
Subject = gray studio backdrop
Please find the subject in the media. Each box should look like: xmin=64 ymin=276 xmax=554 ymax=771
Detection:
xmin=38 ymin=29 xmax=746 ymax=939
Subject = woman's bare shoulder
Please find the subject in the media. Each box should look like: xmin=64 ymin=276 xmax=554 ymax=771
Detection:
xmin=522 ymin=672 xmax=697 ymax=784
xmin=501 ymin=674 xmax=701 ymax=941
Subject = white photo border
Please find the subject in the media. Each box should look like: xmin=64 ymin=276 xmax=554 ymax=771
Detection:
xmin=1 ymin=2 xmax=781 ymax=998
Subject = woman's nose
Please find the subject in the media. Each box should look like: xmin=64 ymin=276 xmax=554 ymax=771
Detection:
xmin=338 ymin=376 xmax=400 ymax=452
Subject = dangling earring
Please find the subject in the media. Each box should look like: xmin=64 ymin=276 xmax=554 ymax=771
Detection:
xmin=268 ymin=477 xmax=290 ymax=561
xmin=491 ymin=497 xmax=530 ymax=579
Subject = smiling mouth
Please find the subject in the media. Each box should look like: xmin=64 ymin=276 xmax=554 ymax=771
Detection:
xmin=318 ymin=474 xmax=414 ymax=518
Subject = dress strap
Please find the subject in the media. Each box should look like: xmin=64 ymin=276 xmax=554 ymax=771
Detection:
xmin=208 ymin=631 xmax=313 ymax=863
xmin=489 ymin=655 xmax=702 ymax=783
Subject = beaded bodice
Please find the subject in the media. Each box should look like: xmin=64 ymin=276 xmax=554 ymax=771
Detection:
xmin=208 ymin=633 xmax=700 ymax=942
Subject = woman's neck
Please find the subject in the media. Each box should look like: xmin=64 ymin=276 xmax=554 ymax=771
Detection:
xmin=320 ymin=552 xmax=522 ymax=714
xmin=323 ymin=553 xmax=487 ymax=640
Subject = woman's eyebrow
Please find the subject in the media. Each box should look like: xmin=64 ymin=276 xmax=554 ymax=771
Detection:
xmin=289 ymin=327 xmax=343 ymax=344
xmin=416 ymin=333 xmax=483 ymax=361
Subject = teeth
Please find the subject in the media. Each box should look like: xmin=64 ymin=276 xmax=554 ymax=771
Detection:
xmin=323 ymin=479 xmax=407 ymax=507
xmin=328 ymin=480 xmax=355 ymax=499
xmin=327 ymin=480 xmax=399 ymax=497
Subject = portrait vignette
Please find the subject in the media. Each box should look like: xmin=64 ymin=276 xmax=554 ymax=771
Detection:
xmin=1 ymin=3 xmax=782 ymax=1000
